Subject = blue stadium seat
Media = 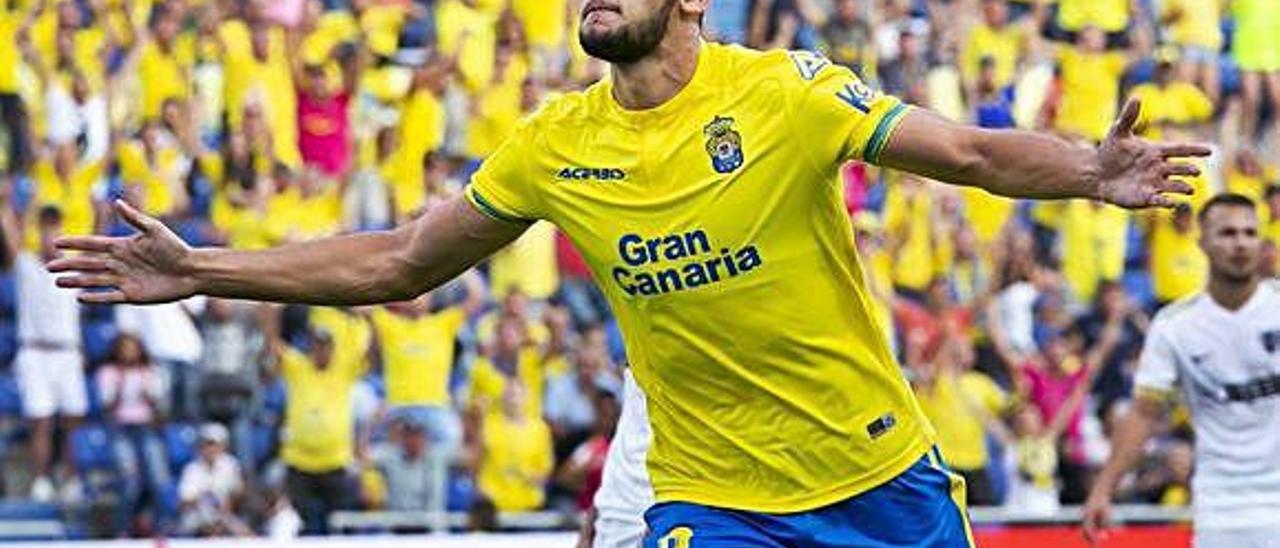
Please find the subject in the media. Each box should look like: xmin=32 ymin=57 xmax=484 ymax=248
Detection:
xmin=155 ymin=481 xmax=180 ymax=526
xmin=261 ymin=379 xmax=287 ymax=419
xmin=1122 ymin=270 xmax=1156 ymax=312
xmin=0 ymin=371 xmax=22 ymax=417
xmin=83 ymin=375 xmax=103 ymax=421
xmin=0 ymin=320 xmax=17 ymax=368
xmin=81 ymin=321 xmax=119 ymax=367
xmin=0 ymin=500 xmax=63 ymax=541
xmin=250 ymin=423 xmax=277 ymax=469
xmin=0 ymin=271 xmax=17 ymax=320
xmin=0 ymin=500 xmax=58 ymax=520
xmin=446 ymin=474 xmax=476 ymax=513
xmin=165 ymin=423 xmax=199 ymax=477
xmin=70 ymin=423 xmax=116 ymax=472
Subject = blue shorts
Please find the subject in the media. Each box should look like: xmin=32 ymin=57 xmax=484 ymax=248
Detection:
xmin=643 ymin=447 xmax=974 ymax=548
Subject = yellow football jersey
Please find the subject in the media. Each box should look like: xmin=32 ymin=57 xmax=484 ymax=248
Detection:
xmin=371 ymin=306 xmax=466 ymax=407
xmin=465 ymin=43 xmax=933 ymax=512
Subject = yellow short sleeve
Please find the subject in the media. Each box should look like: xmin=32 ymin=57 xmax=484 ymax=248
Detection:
xmin=464 ymin=121 xmax=543 ymax=224
xmin=785 ymin=51 xmax=909 ymax=168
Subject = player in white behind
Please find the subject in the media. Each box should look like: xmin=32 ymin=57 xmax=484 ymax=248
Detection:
xmin=1083 ymin=193 xmax=1280 ymax=548
xmin=578 ymin=368 xmax=653 ymax=548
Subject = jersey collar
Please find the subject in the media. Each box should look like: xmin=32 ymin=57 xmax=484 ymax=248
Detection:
xmin=601 ymin=40 xmax=713 ymax=124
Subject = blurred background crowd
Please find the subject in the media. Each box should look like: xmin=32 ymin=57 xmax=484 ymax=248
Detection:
xmin=0 ymin=0 xmax=1278 ymax=540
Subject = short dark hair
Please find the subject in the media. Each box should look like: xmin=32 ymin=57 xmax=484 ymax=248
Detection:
xmin=1265 ymin=184 xmax=1280 ymax=200
xmin=37 ymin=205 xmax=63 ymax=226
xmin=1198 ymin=193 xmax=1256 ymax=226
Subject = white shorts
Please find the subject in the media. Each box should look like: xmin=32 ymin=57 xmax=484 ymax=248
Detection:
xmin=592 ymin=513 xmax=646 ymax=548
xmin=15 ymin=347 xmax=87 ymax=419
xmin=1196 ymin=527 xmax=1280 ymax=548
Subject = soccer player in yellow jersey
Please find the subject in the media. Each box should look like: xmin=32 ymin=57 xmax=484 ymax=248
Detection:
xmin=53 ymin=0 xmax=1209 ymax=545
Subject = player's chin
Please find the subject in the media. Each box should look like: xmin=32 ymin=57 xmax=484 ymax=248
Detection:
xmin=580 ymin=25 xmax=620 ymax=48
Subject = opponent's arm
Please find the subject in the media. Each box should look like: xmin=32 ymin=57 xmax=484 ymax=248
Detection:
xmin=49 ymin=196 xmax=527 ymax=305
xmin=1081 ymin=395 xmax=1165 ymax=543
xmin=880 ymin=100 xmax=1210 ymax=209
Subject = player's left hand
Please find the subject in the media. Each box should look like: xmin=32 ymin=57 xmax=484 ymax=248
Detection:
xmin=1094 ymin=99 xmax=1212 ymax=209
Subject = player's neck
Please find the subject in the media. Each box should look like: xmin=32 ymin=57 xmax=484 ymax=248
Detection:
xmin=1206 ymin=275 xmax=1260 ymax=312
xmin=609 ymin=32 xmax=702 ymax=110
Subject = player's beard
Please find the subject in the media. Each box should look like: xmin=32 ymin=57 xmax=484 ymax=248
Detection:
xmin=579 ymin=0 xmax=677 ymax=64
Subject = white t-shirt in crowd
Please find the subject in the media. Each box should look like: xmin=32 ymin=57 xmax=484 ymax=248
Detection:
xmin=15 ymin=253 xmax=80 ymax=347
xmin=178 ymin=452 xmax=243 ymax=507
xmin=117 ymin=298 xmax=206 ymax=363
xmin=996 ymin=281 xmax=1039 ymax=356
xmin=1135 ymin=280 xmax=1280 ymax=531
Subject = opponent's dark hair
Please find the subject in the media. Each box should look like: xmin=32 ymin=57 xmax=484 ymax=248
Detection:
xmin=1198 ymin=193 xmax=1257 ymax=225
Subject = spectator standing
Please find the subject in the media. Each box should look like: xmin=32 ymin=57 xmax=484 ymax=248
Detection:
xmin=370 ymin=418 xmax=445 ymax=512
xmin=116 ymin=298 xmax=206 ymax=421
xmin=910 ymin=327 xmax=1009 ymax=506
xmin=0 ymin=190 xmax=85 ymax=503
xmin=1149 ymin=204 xmax=1208 ymax=306
xmin=0 ymin=2 xmax=31 ymax=173
xmin=292 ymin=34 xmax=360 ymax=181
xmin=961 ymin=0 xmax=1025 ymax=104
xmin=1015 ymin=318 xmax=1123 ymax=504
xmin=199 ymin=298 xmax=265 ymax=468
xmin=878 ymin=26 xmax=930 ymax=101
xmin=545 ymin=346 xmax=618 ymax=464
xmin=1231 ymin=0 xmax=1280 ymax=149
xmin=272 ymin=308 xmax=370 ymax=535
xmin=97 ymin=333 xmax=169 ymax=531
xmin=137 ymin=2 xmax=191 ymax=123
xmin=819 ymin=0 xmax=876 ymax=80
xmin=1053 ymin=26 xmax=1129 ymax=143
xmin=1265 ymin=185 xmax=1280 ymax=272
xmin=470 ymin=314 xmax=547 ymax=419
xmin=556 ymin=386 xmax=621 ymax=512
xmin=1073 ymin=281 xmax=1149 ymax=410
xmin=370 ymin=272 xmax=482 ymax=459
xmin=471 ymin=383 xmax=553 ymax=512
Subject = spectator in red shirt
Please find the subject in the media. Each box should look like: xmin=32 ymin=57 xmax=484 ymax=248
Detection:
xmin=1015 ymin=315 xmax=1123 ymax=504
xmin=895 ymin=277 xmax=973 ymax=366
xmin=294 ymin=40 xmax=360 ymax=180
xmin=556 ymin=386 xmax=621 ymax=511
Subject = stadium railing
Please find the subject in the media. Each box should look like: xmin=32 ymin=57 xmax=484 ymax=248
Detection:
xmin=328 ymin=504 xmax=1191 ymax=535
xmin=329 ymin=509 xmax=574 ymax=533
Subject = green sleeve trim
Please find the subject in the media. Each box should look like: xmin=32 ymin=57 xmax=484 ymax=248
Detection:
xmin=863 ymin=103 xmax=910 ymax=165
xmin=467 ymin=187 xmax=534 ymax=225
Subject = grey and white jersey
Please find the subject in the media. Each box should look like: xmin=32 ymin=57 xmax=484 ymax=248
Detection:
xmin=1135 ymin=280 xmax=1280 ymax=531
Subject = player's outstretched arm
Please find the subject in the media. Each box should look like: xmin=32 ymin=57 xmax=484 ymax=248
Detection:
xmin=880 ymin=99 xmax=1211 ymax=209
xmin=48 ymin=196 xmax=527 ymax=305
xmin=1081 ymin=396 xmax=1165 ymax=544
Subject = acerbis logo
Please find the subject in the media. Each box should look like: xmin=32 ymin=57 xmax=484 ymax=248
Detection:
xmin=556 ymin=167 xmax=627 ymax=181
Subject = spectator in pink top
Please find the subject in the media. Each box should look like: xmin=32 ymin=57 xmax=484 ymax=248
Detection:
xmin=1015 ymin=315 xmax=1124 ymax=505
xmin=97 ymin=333 xmax=171 ymax=533
xmin=294 ymin=41 xmax=360 ymax=179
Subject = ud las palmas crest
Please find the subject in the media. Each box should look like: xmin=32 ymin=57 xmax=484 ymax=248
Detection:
xmin=704 ymin=116 xmax=744 ymax=174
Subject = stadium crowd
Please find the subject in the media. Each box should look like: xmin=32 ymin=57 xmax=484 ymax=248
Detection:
xmin=0 ymin=0 xmax=1277 ymax=540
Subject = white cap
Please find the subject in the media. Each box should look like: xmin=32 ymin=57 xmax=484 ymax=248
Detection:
xmin=198 ymin=422 xmax=229 ymax=445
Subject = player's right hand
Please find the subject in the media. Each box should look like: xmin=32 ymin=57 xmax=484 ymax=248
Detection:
xmin=48 ymin=199 xmax=198 ymax=304
xmin=1081 ymin=490 xmax=1113 ymax=546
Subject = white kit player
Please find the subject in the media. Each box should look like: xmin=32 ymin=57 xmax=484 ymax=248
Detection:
xmin=579 ymin=367 xmax=653 ymax=548
xmin=1084 ymin=193 xmax=1280 ymax=548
